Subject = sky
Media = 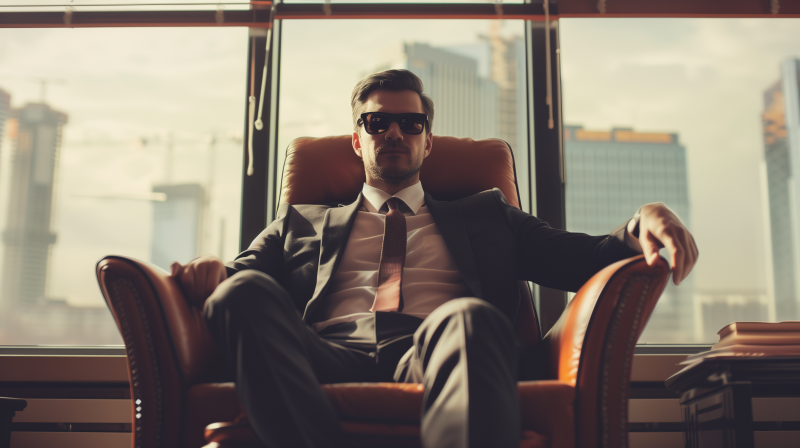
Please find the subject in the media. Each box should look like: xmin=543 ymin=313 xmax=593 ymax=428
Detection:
xmin=0 ymin=16 xmax=799 ymax=342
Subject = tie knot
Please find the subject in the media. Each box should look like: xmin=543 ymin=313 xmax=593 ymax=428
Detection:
xmin=386 ymin=197 xmax=401 ymax=211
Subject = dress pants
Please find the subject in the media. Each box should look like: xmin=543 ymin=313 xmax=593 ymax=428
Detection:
xmin=204 ymin=270 xmax=521 ymax=448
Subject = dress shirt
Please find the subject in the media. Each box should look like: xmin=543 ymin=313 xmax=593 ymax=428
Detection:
xmin=312 ymin=182 xmax=473 ymax=332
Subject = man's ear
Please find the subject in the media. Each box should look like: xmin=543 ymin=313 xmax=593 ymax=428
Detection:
xmin=352 ymin=131 xmax=363 ymax=158
xmin=423 ymin=131 xmax=433 ymax=158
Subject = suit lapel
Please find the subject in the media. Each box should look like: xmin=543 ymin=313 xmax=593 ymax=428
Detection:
xmin=425 ymin=192 xmax=483 ymax=299
xmin=303 ymin=193 xmax=363 ymax=321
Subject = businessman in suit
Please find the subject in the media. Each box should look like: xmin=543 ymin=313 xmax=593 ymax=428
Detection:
xmin=172 ymin=70 xmax=698 ymax=448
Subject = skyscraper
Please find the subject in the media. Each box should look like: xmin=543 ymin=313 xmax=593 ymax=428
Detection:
xmin=762 ymin=58 xmax=800 ymax=320
xmin=151 ymin=183 xmax=206 ymax=271
xmin=2 ymin=103 xmax=68 ymax=305
xmin=563 ymin=125 xmax=695 ymax=342
xmin=0 ymin=88 xmax=9 ymax=144
xmin=375 ymin=42 xmax=499 ymax=140
xmin=373 ymin=33 xmax=530 ymax=209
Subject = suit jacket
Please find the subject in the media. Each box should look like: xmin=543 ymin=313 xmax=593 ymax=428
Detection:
xmin=225 ymin=188 xmax=638 ymax=327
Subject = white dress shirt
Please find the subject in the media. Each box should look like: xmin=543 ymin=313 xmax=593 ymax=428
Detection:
xmin=312 ymin=182 xmax=473 ymax=332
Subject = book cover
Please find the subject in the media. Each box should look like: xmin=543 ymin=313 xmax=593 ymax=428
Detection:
xmin=717 ymin=321 xmax=800 ymax=340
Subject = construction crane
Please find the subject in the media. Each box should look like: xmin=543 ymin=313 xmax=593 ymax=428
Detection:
xmin=0 ymin=75 xmax=65 ymax=103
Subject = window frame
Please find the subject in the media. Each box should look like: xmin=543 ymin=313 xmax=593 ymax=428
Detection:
xmin=5 ymin=0 xmax=791 ymax=353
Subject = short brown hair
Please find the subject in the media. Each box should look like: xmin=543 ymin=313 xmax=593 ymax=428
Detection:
xmin=351 ymin=69 xmax=434 ymax=134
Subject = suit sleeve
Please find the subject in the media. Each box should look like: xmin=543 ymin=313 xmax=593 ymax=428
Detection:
xmin=224 ymin=202 xmax=291 ymax=279
xmin=493 ymin=190 xmax=640 ymax=292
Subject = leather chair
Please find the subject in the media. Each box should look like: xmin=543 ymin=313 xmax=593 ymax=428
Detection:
xmin=96 ymin=135 xmax=670 ymax=448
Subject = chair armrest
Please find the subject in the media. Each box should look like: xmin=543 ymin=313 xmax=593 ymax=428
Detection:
xmin=96 ymin=255 xmax=226 ymax=448
xmin=542 ymin=254 xmax=670 ymax=448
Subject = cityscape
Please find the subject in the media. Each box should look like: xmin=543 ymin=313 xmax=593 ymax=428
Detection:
xmin=0 ymin=91 xmax=213 ymax=345
xmin=0 ymin=22 xmax=799 ymax=346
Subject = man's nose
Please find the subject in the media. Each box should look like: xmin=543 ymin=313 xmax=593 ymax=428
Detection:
xmin=385 ymin=122 xmax=404 ymax=141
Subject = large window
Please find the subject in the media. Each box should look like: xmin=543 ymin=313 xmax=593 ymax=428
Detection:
xmin=560 ymin=18 xmax=800 ymax=343
xmin=0 ymin=27 xmax=246 ymax=345
xmin=277 ymin=19 xmax=533 ymax=213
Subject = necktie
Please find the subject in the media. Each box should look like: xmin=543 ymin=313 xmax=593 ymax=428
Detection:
xmin=370 ymin=197 xmax=407 ymax=312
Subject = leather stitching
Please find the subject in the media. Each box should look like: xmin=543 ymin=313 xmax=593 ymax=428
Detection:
xmin=111 ymin=277 xmax=164 ymax=448
xmin=599 ymin=274 xmax=651 ymax=448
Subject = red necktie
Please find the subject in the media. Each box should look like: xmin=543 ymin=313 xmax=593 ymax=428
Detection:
xmin=370 ymin=197 xmax=406 ymax=312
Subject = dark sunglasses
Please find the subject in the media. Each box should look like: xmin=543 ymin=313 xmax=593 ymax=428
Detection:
xmin=359 ymin=112 xmax=428 ymax=135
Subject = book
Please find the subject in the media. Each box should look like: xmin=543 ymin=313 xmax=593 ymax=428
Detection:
xmin=717 ymin=321 xmax=800 ymax=340
xmin=680 ymin=344 xmax=800 ymax=366
xmin=714 ymin=332 xmax=800 ymax=349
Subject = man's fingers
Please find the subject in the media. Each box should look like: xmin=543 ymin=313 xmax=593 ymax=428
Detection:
xmin=640 ymin=229 xmax=661 ymax=266
xmin=681 ymin=234 xmax=698 ymax=283
xmin=180 ymin=263 xmax=199 ymax=299
xmin=657 ymin=231 xmax=685 ymax=284
xmin=204 ymin=263 xmax=225 ymax=297
xmin=169 ymin=256 xmax=225 ymax=302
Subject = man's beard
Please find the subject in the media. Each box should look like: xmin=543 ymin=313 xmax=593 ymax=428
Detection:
xmin=367 ymin=141 xmax=421 ymax=184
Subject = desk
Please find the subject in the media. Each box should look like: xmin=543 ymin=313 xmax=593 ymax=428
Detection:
xmin=665 ymin=357 xmax=800 ymax=448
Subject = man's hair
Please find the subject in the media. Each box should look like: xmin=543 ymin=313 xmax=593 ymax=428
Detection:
xmin=351 ymin=69 xmax=434 ymax=134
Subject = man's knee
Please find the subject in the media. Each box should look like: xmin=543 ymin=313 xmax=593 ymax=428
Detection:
xmin=422 ymin=298 xmax=516 ymax=345
xmin=204 ymin=270 xmax=293 ymax=323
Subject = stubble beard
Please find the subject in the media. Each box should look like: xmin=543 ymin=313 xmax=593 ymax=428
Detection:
xmin=367 ymin=141 xmax=422 ymax=185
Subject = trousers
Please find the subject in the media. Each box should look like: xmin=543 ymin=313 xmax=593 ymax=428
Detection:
xmin=204 ymin=270 xmax=522 ymax=448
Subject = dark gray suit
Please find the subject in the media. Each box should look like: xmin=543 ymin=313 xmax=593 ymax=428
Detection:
xmin=204 ymin=188 xmax=637 ymax=448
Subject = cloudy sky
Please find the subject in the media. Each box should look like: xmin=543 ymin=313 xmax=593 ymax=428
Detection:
xmin=0 ymin=15 xmax=798 ymax=344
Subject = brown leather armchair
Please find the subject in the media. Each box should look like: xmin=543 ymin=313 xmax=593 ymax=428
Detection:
xmin=96 ymin=135 xmax=669 ymax=448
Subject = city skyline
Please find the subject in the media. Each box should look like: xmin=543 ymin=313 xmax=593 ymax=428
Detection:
xmin=0 ymin=20 xmax=799 ymax=345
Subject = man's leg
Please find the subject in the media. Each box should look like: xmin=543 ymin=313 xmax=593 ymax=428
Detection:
xmin=394 ymin=298 xmax=520 ymax=448
xmin=204 ymin=270 xmax=376 ymax=448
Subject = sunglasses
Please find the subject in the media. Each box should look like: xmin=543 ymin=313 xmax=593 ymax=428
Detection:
xmin=359 ymin=112 xmax=428 ymax=135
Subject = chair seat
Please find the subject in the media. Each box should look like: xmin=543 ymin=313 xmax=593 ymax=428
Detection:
xmin=200 ymin=380 xmax=575 ymax=448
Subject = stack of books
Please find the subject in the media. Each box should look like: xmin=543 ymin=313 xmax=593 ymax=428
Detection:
xmin=680 ymin=321 xmax=800 ymax=366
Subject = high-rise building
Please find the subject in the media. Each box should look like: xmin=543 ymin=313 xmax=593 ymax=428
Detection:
xmin=373 ymin=33 xmax=530 ymax=209
xmin=0 ymin=88 xmax=9 ymax=144
xmin=2 ymin=102 xmax=68 ymax=305
xmin=374 ymin=42 xmax=499 ymax=140
xmin=151 ymin=183 xmax=206 ymax=271
xmin=563 ymin=125 xmax=695 ymax=342
xmin=762 ymin=58 xmax=800 ymax=321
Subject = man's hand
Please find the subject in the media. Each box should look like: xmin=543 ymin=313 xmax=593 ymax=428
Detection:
xmin=627 ymin=203 xmax=698 ymax=286
xmin=170 ymin=255 xmax=228 ymax=305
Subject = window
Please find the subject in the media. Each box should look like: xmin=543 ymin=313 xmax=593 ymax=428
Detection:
xmin=277 ymin=18 xmax=533 ymax=213
xmin=0 ymin=27 xmax=246 ymax=345
xmin=560 ymin=18 xmax=800 ymax=343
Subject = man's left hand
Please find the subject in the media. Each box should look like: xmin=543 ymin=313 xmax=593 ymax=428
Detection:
xmin=627 ymin=203 xmax=698 ymax=286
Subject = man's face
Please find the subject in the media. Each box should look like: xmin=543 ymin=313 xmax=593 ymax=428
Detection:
xmin=352 ymin=89 xmax=433 ymax=187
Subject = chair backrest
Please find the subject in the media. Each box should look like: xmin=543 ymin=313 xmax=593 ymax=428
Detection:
xmin=280 ymin=135 xmax=521 ymax=208
xmin=279 ymin=135 xmax=540 ymax=345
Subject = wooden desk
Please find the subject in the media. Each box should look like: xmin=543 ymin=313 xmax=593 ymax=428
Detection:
xmin=665 ymin=357 xmax=800 ymax=448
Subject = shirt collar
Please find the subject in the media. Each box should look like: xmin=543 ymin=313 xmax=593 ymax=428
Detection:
xmin=361 ymin=181 xmax=425 ymax=215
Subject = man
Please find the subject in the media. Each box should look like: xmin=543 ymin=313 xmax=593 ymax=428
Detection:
xmin=172 ymin=70 xmax=698 ymax=448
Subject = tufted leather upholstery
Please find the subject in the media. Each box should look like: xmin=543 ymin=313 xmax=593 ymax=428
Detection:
xmin=97 ymin=135 xmax=669 ymax=448
xmin=280 ymin=135 xmax=521 ymax=208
